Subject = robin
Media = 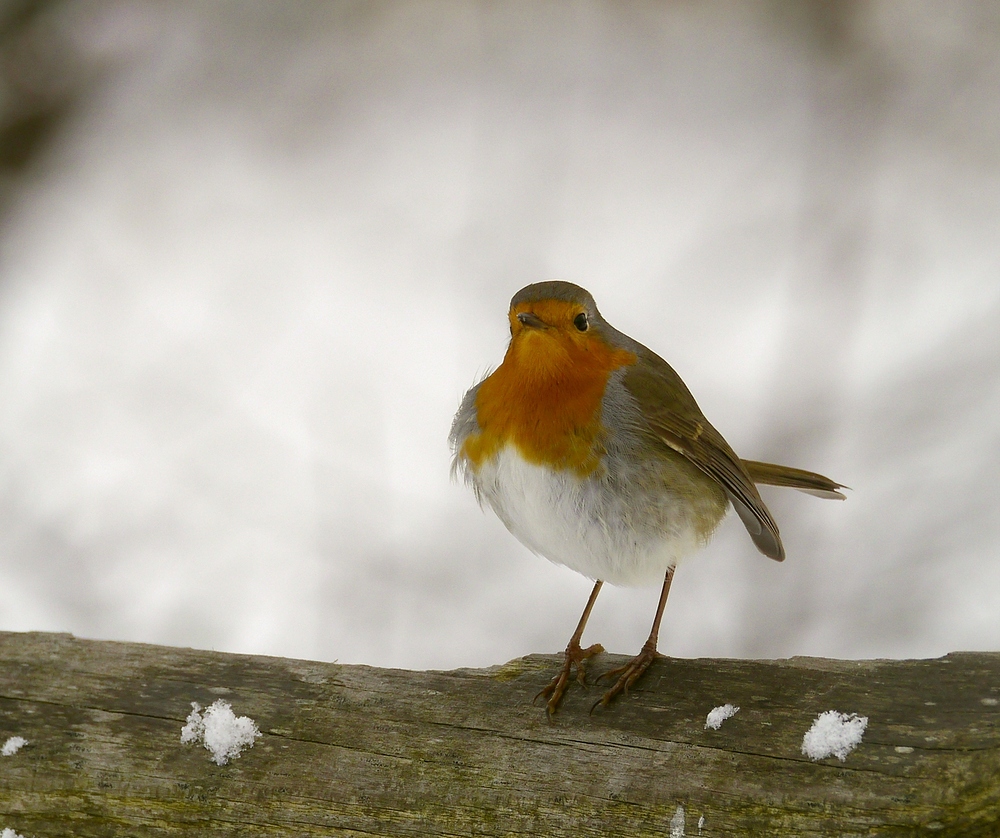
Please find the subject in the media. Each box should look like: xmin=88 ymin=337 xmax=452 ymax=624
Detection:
xmin=450 ymin=281 xmax=845 ymax=714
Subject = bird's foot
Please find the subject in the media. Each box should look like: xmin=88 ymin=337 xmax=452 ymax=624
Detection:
xmin=535 ymin=641 xmax=605 ymax=715
xmin=592 ymin=640 xmax=663 ymax=712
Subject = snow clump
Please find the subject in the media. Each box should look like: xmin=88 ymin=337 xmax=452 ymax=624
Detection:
xmin=181 ymin=700 xmax=261 ymax=765
xmin=801 ymin=710 xmax=868 ymax=761
xmin=1 ymin=737 xmax=27 ymax=757
xmin=704 ymin=704 xmax=739 ymax=730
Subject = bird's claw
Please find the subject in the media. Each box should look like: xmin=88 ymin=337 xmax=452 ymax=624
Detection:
xmin=534 ymin=642 xmax=605 ymax=715
xmin=590 ymin=642 xmax=663 ymax=713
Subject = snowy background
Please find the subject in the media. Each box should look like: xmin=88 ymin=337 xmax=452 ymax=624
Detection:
xmin=0 ymin=0 xmax=997 ymax=670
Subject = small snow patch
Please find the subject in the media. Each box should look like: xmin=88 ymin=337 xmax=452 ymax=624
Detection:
xmin=801 ymin=710 xmax=868 ymax=761
xmin=181 ymin=700 xmax=261 ymax=765
xmin=2 ymin=829 xmax=26 ymax=838
xmin=704 ymin=704 xmax=739 ymax=730
xmin=1 ymin=737 xmax=26 ymax=757
xmin=669 ymin=805 xmax=685 ymax=837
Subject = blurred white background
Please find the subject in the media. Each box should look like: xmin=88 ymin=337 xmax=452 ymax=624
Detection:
xmin=0 ymin=0 xmax=997 ymax=669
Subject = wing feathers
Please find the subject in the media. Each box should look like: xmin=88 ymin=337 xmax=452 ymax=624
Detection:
xmin=622 ymin=356 xmax=785 ymax=562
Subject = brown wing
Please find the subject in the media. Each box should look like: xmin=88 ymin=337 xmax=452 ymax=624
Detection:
xmin=623 ymin=351 xmax=785 ymax=561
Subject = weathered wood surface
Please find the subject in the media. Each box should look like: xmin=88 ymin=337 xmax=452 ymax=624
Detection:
xmin=0 ymin=632 xmax=998 ymax=837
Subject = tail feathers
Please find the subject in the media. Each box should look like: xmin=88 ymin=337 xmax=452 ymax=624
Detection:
xmin=741 ymin=460 xmax=847 ymax=500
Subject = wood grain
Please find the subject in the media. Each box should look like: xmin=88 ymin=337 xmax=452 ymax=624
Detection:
xmin=1 ymin=631 xmax=998 ymax=836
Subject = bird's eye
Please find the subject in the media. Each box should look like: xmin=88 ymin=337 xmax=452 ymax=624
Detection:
xmin=573 ymin=312 xmax=589 ymax=332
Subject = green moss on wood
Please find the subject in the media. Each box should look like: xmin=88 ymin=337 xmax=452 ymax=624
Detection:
xmin=1 ymin=632 xmax=998 ymax=837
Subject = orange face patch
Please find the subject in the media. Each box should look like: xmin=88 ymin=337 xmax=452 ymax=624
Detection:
xmin=461 ymin=300 xmax=637 ymax=476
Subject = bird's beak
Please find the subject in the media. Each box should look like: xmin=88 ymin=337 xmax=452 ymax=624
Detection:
xmin=516 ymin=312 xmax=547 ymax=329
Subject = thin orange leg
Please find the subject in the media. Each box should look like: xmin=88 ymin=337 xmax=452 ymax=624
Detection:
xmin=593 ymin=566 xmax=675 ymax=711
xmin=535 ymin=579 xmax=605 ymax=715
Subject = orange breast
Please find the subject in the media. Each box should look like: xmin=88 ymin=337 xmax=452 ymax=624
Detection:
xmin=462 ymin=324 xmax=636 ymax=476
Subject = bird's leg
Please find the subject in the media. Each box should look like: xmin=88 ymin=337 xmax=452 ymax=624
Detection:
xmin=535 ymin=579 xmax=605 ymax=715
xmin=593 ymin=566 xmax=675 ymax=711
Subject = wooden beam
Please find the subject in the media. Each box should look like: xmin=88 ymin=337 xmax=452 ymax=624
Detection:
xmin=1 ymin=631 xmax=998 ymax=836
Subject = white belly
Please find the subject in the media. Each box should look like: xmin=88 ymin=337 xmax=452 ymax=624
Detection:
xmin=471 ymin=445 xmax=713 ymax=587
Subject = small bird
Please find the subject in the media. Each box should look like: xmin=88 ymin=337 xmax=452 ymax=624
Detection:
xmin=450 ymin=281 xmax=845 ymax=714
